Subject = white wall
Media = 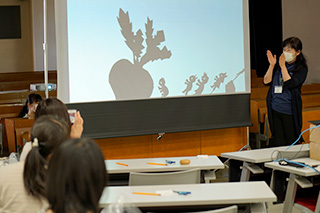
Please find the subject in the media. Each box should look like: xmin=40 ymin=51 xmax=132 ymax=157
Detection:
xmin=282 ymin=0 xmax=320 ymax=84
xmin=31 ymin=0 xmax=57 ymax=71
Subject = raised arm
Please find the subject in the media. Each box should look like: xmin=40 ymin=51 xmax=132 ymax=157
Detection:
xmin=279 ymin=53 xmax=291 ymax=82
xmin=263 ymin=50 xmax=277 ymax=84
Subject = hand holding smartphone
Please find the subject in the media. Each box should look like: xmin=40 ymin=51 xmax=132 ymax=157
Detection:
xmin=68 ymin=109 xmax=77 ymax=124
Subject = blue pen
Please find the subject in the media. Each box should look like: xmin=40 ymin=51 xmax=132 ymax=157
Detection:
xmin=173 ymin=190 xmax=191 ymax=195
xmin=165 ymin=160 xmax=176 ymax=164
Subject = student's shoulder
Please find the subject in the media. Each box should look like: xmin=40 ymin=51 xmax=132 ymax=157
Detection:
xmin=0 ymin=162 xmax=24 ymax=181
xmin=0 ymin=162 xmax=24 ymax=173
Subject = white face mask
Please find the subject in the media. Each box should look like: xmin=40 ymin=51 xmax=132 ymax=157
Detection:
xmin=33 ymin=103 xmax=38 ymax=112
xmin=283 ymin=51 xmax=296 ymax=62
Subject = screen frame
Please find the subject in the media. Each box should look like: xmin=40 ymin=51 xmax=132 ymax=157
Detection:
xmin=55 ymin=0 xmax=251 ymax=139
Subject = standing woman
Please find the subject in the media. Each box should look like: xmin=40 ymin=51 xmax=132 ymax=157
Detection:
xmin=264 ymin=37 xmax=308 ymax=147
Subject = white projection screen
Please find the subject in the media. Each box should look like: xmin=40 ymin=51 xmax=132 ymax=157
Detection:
xmin=56 ymin=0 xmax=250 ymax=103
xmin=55 ymin=0 xmax=251 ymax=139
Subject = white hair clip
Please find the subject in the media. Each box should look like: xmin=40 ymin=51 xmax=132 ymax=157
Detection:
xmin=32 ymin=138 xmax=39 ymax=147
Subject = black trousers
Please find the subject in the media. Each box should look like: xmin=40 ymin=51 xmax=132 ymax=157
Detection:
xmin=271 ymin=109 xmax=299 ymax=202
xmin=272 ymin=109 xmax=297 ymax=147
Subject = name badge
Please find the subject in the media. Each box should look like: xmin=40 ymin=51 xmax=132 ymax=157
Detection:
xmin=274 ymin=85 xmax=283 ymax=93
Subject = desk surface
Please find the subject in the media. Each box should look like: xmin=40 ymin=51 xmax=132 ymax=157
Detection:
xmin=106 ymin=156 xmax=224 ymax=174
xmin=264 ymin=157 xmax=320 ymax=177
xmin=221 ymin=144 xmax=309 ymax=164
xmin=99 ymin=181 xmax=276 ymax=208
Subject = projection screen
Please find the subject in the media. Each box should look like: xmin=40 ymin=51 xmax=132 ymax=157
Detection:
xmin=55 ymin=0 xmax=251 ymax=138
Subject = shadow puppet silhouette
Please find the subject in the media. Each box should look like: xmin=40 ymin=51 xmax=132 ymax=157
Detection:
xmin=158 ymin=78 xmax=169 ymax=97
xmin=225 ymin=69 xmax=245 ymax=93
xmin=109 ymin=9 xmax=172 ymax=100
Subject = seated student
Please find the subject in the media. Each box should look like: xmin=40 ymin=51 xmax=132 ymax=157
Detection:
xmin=45 ymin=138 xmax=107 ymax=213
xmin=19 ymin=98 xmax=84 ymax=161
xmin=18 ymin=93 xmax=43 ymax=119
xmin=0 ymin=116 xmax=70 ymax=213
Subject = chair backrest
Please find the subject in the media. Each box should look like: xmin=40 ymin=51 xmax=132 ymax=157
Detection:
xmin=275 ymin=149 xmax=310 ymax=160
xmin=195 ymin=205 xmax=238 ymax=213
xmin=129 ymin=168 xmax=201 ymax=186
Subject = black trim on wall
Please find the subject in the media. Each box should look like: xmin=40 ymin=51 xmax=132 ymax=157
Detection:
xmin=67 ymin=94 xmax=251 ymax=139
xmin=249 ymin=0 xmax=283 ymax=77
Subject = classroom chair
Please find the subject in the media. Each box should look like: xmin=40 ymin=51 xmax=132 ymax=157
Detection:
xmin=129 ymin=168 xmax=201 ymax=186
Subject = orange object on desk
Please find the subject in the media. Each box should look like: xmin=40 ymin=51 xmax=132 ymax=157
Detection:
xmin=116 ymin=162 xmax=128 ymax=167
xmin=147 ymin=162 xmax=167 ymax=166
xmin=133 ymin=192 xmax=160 ymax=196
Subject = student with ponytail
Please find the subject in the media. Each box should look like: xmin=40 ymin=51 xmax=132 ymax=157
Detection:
xmin=0 ymin=116 xmax=70 ymax=213
xmin=20 ymin=98 xmax=84 ymax=161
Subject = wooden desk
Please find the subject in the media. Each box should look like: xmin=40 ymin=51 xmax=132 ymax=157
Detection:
xmin=4 ymin=118 xmax=33 ymax=153
xmin=106 ymin=156 xmax=224 ymax=184
xmin=99 ymin=181 xmax=277 ymax=212
xmin=265 ymin=158 xmax=320 ymax=213
xmin=221 ymin=144 xmax=309 ymax=181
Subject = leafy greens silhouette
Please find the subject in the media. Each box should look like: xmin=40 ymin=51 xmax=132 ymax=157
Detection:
xmin=118 ymin=9 xmax=171 ymax=67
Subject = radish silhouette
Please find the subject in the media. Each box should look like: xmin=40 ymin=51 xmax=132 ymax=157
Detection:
xmin=109 ymin=9 xmax=172 ymax=100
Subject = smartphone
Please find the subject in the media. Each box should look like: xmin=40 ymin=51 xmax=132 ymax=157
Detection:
xmin=68 ymin=109 xmax=77 ymax=124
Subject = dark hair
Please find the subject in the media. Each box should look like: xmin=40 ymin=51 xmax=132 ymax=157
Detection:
xmin=47 ymin=138 xmax=107 ymax=213
xmin=35 ymin=98 xmax=71 ymax=128
xmin=23 ymin=115 xmax=70 ymax=199
xmin=18 ymin=93 xmax=43 ymax=118
xmin=282 ymin=37 xmax=308 ymax=70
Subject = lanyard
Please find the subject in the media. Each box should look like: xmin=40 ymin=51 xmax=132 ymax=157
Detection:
xmin=279 ymin=63 xmax=296 ymax=85
xmin=287 ymin=63 xmax=296 ymax=70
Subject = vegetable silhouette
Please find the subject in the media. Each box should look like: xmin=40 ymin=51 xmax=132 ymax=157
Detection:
xmin=109 ymin=9 xmax=172 ymax=100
